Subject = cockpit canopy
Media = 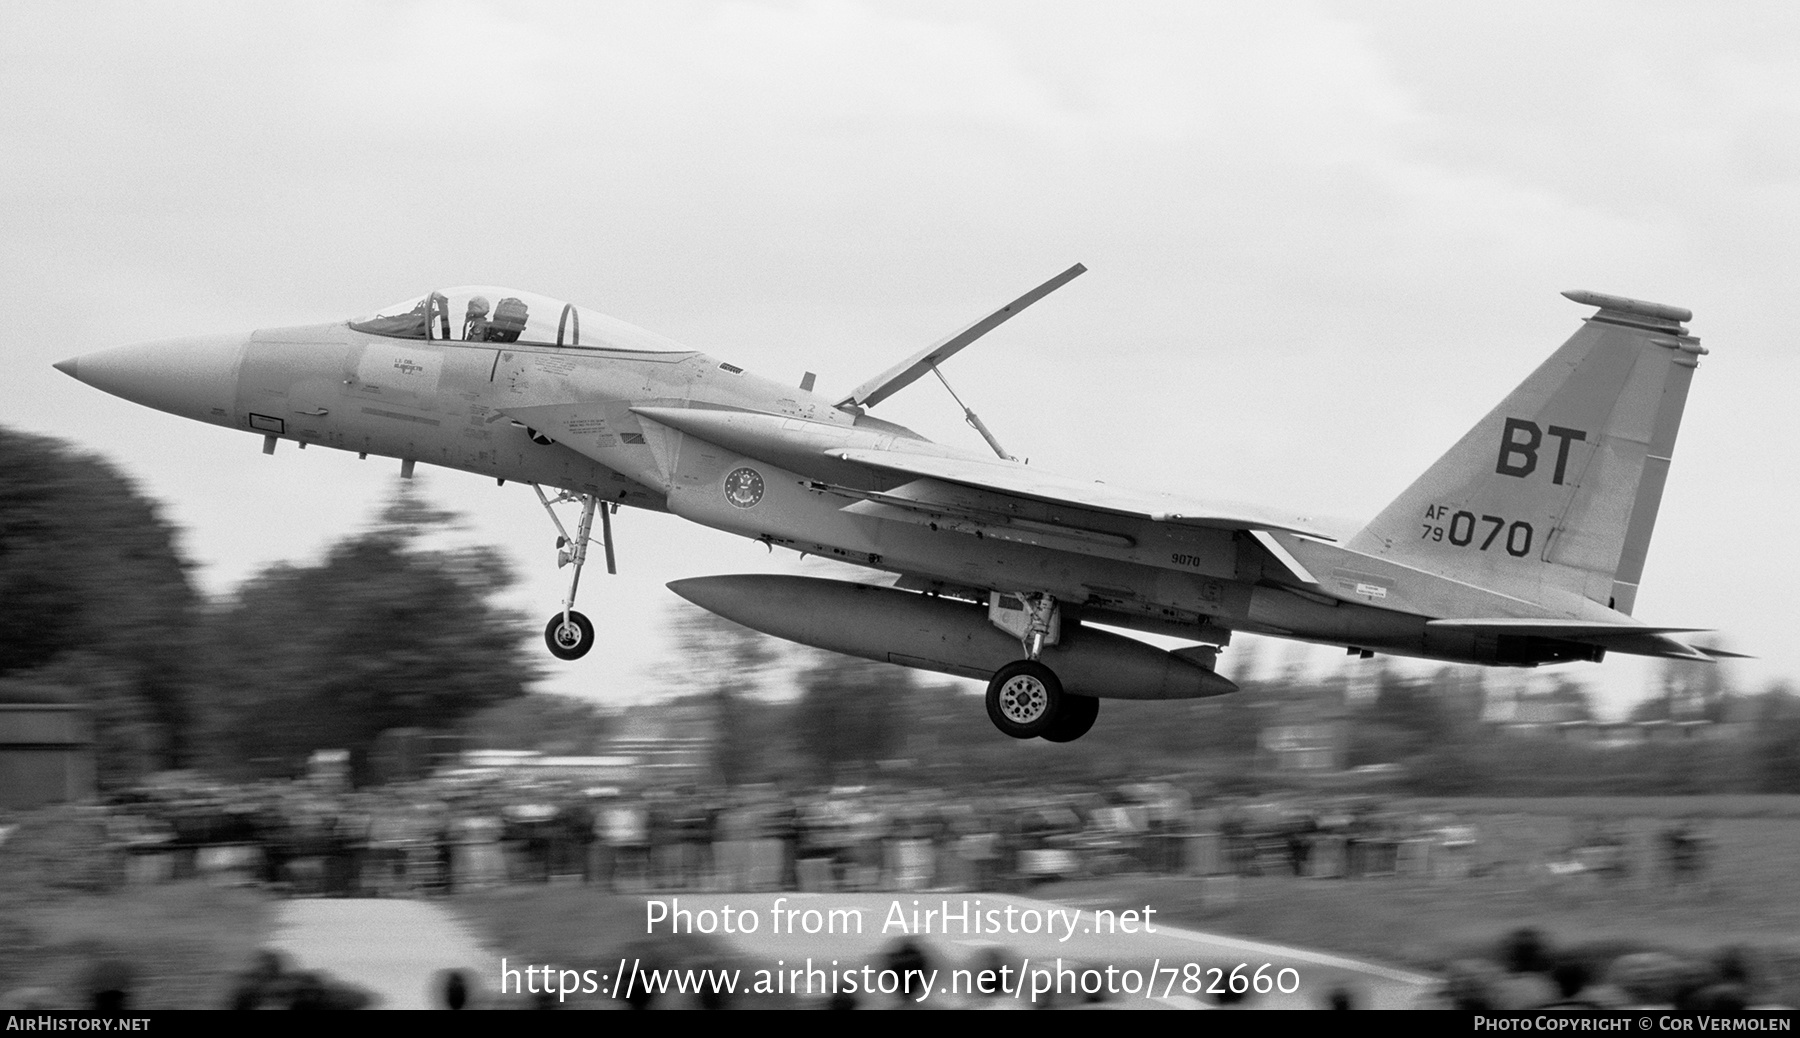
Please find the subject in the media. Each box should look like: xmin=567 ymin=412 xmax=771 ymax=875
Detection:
xmin=350 ymin=286 xmax=687 ymax=352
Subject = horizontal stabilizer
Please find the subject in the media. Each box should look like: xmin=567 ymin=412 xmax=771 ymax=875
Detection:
xmin=1426 ymin=618 xmax=1711 ymax=639
xmin=1427 ymin=618 xmax=1746 ymax=662
xmin=829 ymin=447 xmax=1330 ymax=538
xmin=837 ymin=263 xmax=1086 ymax=410
xmin=1636 ymin=635 xmax=1716 ymax=662
xmin=1593 ymin=633 xmax=1749 ymax=663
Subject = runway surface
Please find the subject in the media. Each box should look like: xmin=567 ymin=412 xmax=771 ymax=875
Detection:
xmin=269 ymin=899 xmax=491 ymax=1010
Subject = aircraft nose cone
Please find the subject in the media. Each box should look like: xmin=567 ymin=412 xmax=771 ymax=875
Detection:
xmin=57 ymin=332 xmax=248 ymax=425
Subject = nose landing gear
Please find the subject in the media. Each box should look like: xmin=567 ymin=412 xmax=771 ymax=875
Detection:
xmin=532 ymin=484 xmax=615 ymax=661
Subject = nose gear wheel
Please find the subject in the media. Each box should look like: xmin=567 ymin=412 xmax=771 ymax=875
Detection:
xmin=545 ymin=610 xmax=595 ymax=660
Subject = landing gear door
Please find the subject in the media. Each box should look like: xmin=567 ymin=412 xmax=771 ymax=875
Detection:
xmin=988 ymin=593 xmax=1061 ymax=646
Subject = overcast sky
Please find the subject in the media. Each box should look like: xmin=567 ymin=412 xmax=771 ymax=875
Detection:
xmin=5 ymin=1 xmax=1797 ymax=717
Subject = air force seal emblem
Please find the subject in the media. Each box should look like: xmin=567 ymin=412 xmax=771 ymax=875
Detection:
xmin=723 ymin=466 xmax=765 ymax=508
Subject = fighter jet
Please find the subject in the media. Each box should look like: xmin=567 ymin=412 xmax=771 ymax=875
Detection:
xmin=54 ymin=269 xmax=1734 ymax=742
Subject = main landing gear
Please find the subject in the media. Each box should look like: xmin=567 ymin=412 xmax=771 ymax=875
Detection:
xmin=982 ymin=593 xmax=1100 ymax=742
xmin=532 ymin=484 xmax=615 ymax=661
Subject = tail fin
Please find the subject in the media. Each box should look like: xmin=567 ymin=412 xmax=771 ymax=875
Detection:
xmin=1346 ymin=290 xmax=1706 ymax=615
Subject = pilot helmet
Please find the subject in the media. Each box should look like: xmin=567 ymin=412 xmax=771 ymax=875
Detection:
xmin=466 ymin=296 xmax=490 ymax=316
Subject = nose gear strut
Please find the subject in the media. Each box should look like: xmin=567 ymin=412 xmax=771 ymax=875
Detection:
xmin=532 ymin=484 xmax=615 ymax=660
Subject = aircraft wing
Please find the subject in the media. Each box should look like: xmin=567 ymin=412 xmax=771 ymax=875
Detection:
xmin=827 ymin=447 xmax=1330 ymax=538
xmin=617 ymin=403 xmax=1327 ymax=557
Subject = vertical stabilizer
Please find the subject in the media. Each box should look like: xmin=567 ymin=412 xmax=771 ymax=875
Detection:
xmin=1346 ymin=291 xmax=1706 ymax=615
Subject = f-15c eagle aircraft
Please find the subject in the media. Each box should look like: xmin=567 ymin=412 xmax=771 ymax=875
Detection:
xmin=55 ymin=268 xmax=1734 ymax=742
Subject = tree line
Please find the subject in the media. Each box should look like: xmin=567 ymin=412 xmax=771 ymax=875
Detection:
xmin=0 ymin=426 xmax=534 ymax=785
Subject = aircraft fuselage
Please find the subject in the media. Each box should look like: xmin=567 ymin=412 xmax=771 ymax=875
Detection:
xmin=59 ymin=279 xmax=1716 ymax=719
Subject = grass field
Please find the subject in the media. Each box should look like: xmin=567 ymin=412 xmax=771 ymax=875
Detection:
xmin=0 ymin=809 xmax=271 ymax=1010
xmin=1047 ymin=795 xmax=1800 ymax=1004
xmin=0 ymin=883 xmax=271 ymax=1010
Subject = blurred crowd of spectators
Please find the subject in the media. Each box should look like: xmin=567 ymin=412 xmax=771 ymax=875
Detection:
xmin=67 ymin=770 xmax=1723 ymax=898
xmin=82 ymin=772 xmax=1544 ymax=896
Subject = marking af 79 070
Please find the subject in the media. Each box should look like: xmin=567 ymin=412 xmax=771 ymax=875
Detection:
xmin=55 ymin=269 xmax=1734 ymax=742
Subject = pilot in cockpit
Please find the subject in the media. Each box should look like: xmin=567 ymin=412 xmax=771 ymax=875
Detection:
xmin=462 ymin=296 xmax=492 ymax=342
